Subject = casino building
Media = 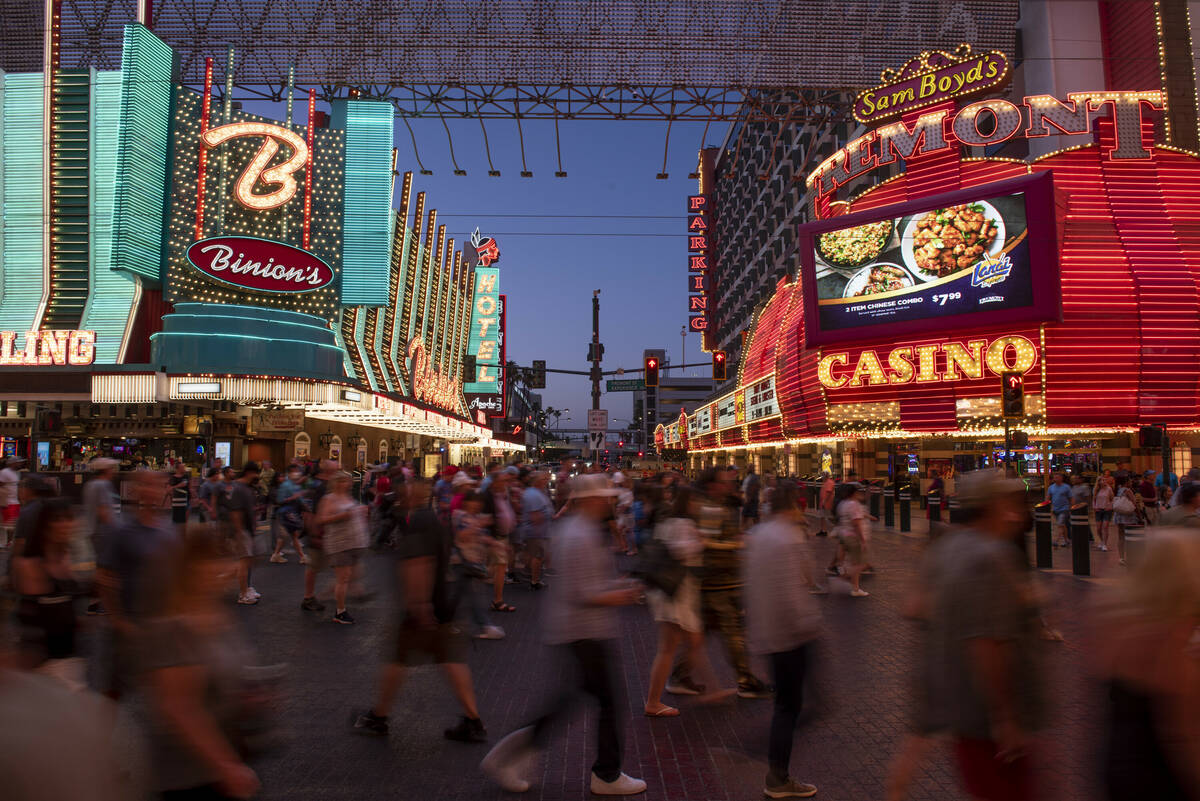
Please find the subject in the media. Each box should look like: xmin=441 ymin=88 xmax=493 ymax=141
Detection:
xmin=671 ymin=4 xmax=1200 ymax=492
xmin=0 ymin=24 xmax=522 ymax=474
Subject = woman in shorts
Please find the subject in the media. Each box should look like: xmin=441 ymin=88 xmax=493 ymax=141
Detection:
xmin=834 ymin=483 xmax=871 ymax=598
xmin=318 ymin=471 xmax=368 ymax=625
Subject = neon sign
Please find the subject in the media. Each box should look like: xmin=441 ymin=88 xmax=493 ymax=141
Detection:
xmin=853 ymin=46 xmax=1010 ymax=124
xmin=463 ymin=256 xmax=505 ymax=418
xmin=472 ymin=228 xmax=500 ymax=267
xmin=0 ymin=330 xmax=96 ymax=366
xmin=407 ymin=338 xmax=460 ymax=412
xmin=809 ymin=90 xmax=1164 ymax=197
xmin=200 ymin=122 xmax=309 ymax=210
xmin=687 ymin=194 xmax=709 ymax=333
xmin=816 ymin=334 xmax=1038 ymax=390
xmin=185 ymin=236 xmax=334 ymax=293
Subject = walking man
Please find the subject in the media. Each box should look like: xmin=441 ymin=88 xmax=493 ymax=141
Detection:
xmin=222 ymin=462 xmax=262 ymax=605
xmin=744 ymin=480 xmax=821 ymax=798
xmin=480 ymin=474 xmax=646 ymax=795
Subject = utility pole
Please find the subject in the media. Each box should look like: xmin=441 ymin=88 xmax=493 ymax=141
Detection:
xmin=591 ymin=290 xmax=602 ymax=411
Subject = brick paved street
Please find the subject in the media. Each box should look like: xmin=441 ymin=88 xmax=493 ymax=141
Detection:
xmin=236 ymin=520 xmax=1111 ymax=801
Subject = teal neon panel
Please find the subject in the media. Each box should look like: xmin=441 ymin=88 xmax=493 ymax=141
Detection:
xmin=463 ymin=267 xmax=501 ymax=395
xmin=81 ymin=70 xmax=138 ymax=364
xmin=112 ymin=24 xmax=175 ymax=282
xmin=339 ymin=101 xmax=393 ymax=306
xmin=0 ymin=73 xmax=45 ymax=333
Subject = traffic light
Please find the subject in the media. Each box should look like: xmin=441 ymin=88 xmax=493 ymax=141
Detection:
xmin=712 ymin=350 xmax=727 ymax=381
xmin=1139 ymin=425 xmax=1164 ymax=448
xmin=645 ymin=356 xmax=659 ymax=387
xmin=1001 ymin=372 xmax=1024 ymax=419
xmin=531 ymin=359 xmax=546 ymax=389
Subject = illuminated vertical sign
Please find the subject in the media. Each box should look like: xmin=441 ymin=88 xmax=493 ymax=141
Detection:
xmin=687 ymin=193 xmax=709 ymax=335
xmin=464 ymin=265 xmax=504 ymax=421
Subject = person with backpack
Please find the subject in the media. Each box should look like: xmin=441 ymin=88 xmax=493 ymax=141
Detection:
xmin=354 ymin=476 xmax=487 ymax=743
xmin=643 ymin=485 xmax=736 ymax=717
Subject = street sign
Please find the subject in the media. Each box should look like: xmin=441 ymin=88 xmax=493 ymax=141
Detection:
xmin=587 ymin=409 xmax=608 ymax=432
xmin=588 ymin=431 xmax=606 ymax=452
xmin=606 ymin=379 xmax=645 ymax=392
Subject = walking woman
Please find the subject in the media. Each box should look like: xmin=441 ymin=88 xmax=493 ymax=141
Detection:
xmin=644 ymin=485 xmax=736 ymax=716
xmin=318 ymin=471 xmax=369 ymax=624
xmin=12 ymin=499 xmax=84 ymax=683
xmin=834 ymin=483 xmax=871 ymax=597
xmin=1112 ymin=475 xmax=1140 ymax=566
xmin=143 ymin=529 xmax=261 ymax=800
xmin=1093 ymin=471 xmax=1115 ymax=552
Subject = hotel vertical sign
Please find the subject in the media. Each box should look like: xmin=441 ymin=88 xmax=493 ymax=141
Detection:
xmin=464 ymin=230 xmax=505 ymax=423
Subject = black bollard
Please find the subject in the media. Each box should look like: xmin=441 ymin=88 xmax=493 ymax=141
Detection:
xmin=868 ymin=484 xmax=882 ymax=519
xmin=1070 ymin=503 xmax=1091 ymax=576
xmin=947 ymin=494 xmax=961 ymax=525
xmin=1123 ymin=523 xmax=1146 ymax=567
xmin=1033 ymin=501 xmax=1053 ymax=568
xmin=884 ymin=484 xmax=895 ymax=528
xmin=928 ymin=491 xmax=942 ymax=524
xmin=899 ymin=487 xmax=911 ymax=532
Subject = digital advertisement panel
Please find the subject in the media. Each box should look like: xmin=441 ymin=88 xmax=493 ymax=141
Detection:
xmin=798 ymin=173 xmax=1060 ymax=346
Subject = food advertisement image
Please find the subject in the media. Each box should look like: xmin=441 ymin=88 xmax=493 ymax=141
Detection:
xmin=798 ymin=173 xmax=1061 ymax=346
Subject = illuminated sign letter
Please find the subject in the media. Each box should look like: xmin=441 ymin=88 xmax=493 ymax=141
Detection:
xmin=848 ymin=349 xmax=889 ymax=387
xmin=688 ymin=255 xmax=708 ymax=272
xmin=942 ymin=339 xmax=986 ymax=381
xmin=887 ymin=346 xmax=915 ymax=384
xmin=952 ymin=100 xmax=1022 ymax=147
xmin=1071 ymin=91 xmax=1164 ymax=159
xmin=985 ymin=335 xmax=1038 ymax=375
xmin=1023 ymin=94 xmax=1090 ymax=138
xmin=817 ymin=352 xmax=850 ymax=389
xmin=914 ymin=344 xmax=941 ymax=383
xmin=689 ymin=296 xmax=708 ymax=312
xmin=875 ymin=110 xmax=949 ymax=167
xmin=200 ymin=122 xmax=309 ymax=210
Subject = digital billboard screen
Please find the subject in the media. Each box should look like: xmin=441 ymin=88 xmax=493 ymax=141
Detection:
xmin=798 ymin=172 xmax=1060 ymax=346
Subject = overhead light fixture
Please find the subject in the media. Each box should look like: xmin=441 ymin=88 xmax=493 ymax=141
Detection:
xmin=656 ymin=173 xmax=669 ymax=180
xmin=420 ymin=169 xmax=433 ymax=176
xmin=453 ymin=169 xmax=467 ymax=176
xmin=555 ymin=171 xmax=567 ymax=178
xmin=488 ymin=169 xmax=501 ymax=177
xmin=520 ymin=170 xmax=533 ymax=178
xmin=178 ymin=382 xmax=222 ymax=393
xmin=687 ymin=171 xmax=699 ymax=179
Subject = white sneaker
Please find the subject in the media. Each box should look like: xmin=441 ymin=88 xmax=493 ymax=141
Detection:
xmin=1100 ymin=544 xmax=1109 ymax=552
xmin=590 ymin=772 xmax=647 ymax=795
xmin=269 ymin=554 xmax=287 ymax=563
xmin=476 ymin=625 xmax=506 ymax=640
xmin=850 ymin=588 xmax=870 ymax=598
xmin=481 ymin=726 xmax=536 ymax=792
xmin=237 ymin=593 xmax=259 ymax=605
xmin=247 ymin=587 xmax=261 ymax=600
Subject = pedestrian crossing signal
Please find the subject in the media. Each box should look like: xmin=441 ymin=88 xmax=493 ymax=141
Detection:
xmin=1001 ymin=371 xmax=1024 ymax=419
xmin=645 ymin=356 xmax=659 ymax=387
xmin=712 ymin=350 xmax=727 ymax=381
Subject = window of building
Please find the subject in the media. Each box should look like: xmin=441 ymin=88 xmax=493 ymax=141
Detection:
xmin=1172 ymin=441 xmax=1191 ymax=476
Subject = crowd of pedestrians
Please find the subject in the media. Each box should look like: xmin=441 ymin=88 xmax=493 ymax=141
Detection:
xmin=0 ymin=453 xmax=1197 ymax=801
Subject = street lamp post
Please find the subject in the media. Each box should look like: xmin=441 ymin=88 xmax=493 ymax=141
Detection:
xmin=680 ymin=325 xmax=687 ymax=378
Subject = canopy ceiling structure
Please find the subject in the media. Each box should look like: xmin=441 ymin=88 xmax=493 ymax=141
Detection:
xmin=3 ymin=0 xmax=1020 ymax=122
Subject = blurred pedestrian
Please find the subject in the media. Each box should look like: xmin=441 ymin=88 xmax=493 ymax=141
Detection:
xmin=1046 ymin=472 xmax=1071 ymax=547
xmin=354 ymin=477 xmax=486 ymax=743
xmin=269 ymin=465 xmax=307 ymax=564
xmin=1112 ymin=475 xmax=1141 ymax=566
xmin=480 ymin=473 xmax=646 ymax=795
xmin=926 ymin=469 xmax=1045 ymax=801
xmin=644 ymin=485 xmax=736 ymax=717
xmin=1094 ymin=472 xmax=1115 ymax=551
xmin=1097 ymin=528 xmax=1200 ymax=801
xmin=521 ymin=471 xmax=553 ymax=588
xmin=833 ymin=483 xmax=871 ymax=598
xmin=300 ymin=459 xmax=338 ymax=612
xmin=741 ymin=466 xmax=761 ymax=527
xmin=452 ymin=489 xmax=505 ymax=640
xmin=816 ymin=473 xmax=835 ymax=537
xmin=142 ymin=529 xmax=261 ymax=800
xmin=222 ymin=462 xmax=261 ymax=605
xmin=197 ymin=467 xmax=224 ymax=523
xmin=318 ymin=471 xmax=368 ymax=624
xmin=82 ymin=457 xmax=118 ymax=614
xmin=744 ymin=480 xmax=821 ymax=799
xmin=667 ymin=467 xmax=771 ymax=699
xmin=168 ymin=462 xmax=191 ymax=532
xmin=1159 ymin=483 xmax=1200 ymax=528
xmin=483 ymin=468 xmax=517 ymax=612
xmin=0 ymin=455 xmax=21 ymax=547
xmin=12 ymin=499 xmax=83 ymax=682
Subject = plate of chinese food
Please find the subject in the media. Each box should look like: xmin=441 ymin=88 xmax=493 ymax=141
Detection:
xmin=842 ymin=262 xmax=915 ymax=299
xmin=900 ymin=201 xmax=1004 ymax=280
xmin=816 ymin=219 xmax=894 ymax=270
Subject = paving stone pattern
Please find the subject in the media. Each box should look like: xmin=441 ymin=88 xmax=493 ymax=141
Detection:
xmin=241 ymin=522 xmax=1108 ymax=801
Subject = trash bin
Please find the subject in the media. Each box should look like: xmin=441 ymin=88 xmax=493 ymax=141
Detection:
xmin=1070 ymin=502 xmax=1090 ymax=576
xmin=1033 ymin=500 xmax=1053 ymax=568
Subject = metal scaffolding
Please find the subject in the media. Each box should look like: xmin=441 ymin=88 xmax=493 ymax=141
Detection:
xmin=3 ymin=0 xmax=1019 ymax=123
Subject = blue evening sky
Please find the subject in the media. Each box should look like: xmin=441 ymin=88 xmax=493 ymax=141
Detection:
xmin=393 ymin=117 xmax=718 ymax=430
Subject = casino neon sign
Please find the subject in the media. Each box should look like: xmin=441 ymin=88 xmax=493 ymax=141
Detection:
xmin=0 ymin=330 xmax=96 ymax=366
xmin=817 ymin=334 xmax=1037 ymax=390
xmin=200 ymin=122 xmax=309 ymax=211
xmin=808 ymin=90 xmax=1164 ymax=197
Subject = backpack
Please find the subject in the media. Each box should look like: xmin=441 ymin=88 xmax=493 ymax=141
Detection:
xmin=635 ymin=521 xmax=688 ymax=596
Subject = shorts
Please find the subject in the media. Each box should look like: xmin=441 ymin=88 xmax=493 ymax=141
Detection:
xmin=2 ymin=504 xmax=18 ymax=526
xmin=171 ymin=506 xmax=188 ymax=525
xmin=279 ymin=508 xmax=303 ymax=534
xmin=1054 ymin=511 xmax=1070 ymax=526
xmin=229 ymin=529 xmax=254 ymax=559
xmin=305 ymin=547 xmax=328 ymax=572
xmin=392 ymin=620 xmax=466 ymax=665
xmin=954 ymin=738 xmax=1034 ymax=801
xmin=842 ymin=535 xmax=865 ymax=565
xmin=327 ymin=547 xmax=364 ymax=568
xmin=488 ymin=537 xmax=509 ymax=568
xmin=523 ymin=538 xmax=547 ymax=560
xmin=1095 ymin=509 xmax=1113 ymax=522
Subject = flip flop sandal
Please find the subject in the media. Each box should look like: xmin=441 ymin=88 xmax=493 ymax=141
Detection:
xmin=643 ymin=706 xmax=680 ymax=717
xmin=491 ymin=602 xmax=516 ymax=613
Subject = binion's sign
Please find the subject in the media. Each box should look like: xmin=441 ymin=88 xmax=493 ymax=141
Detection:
xmin=0 ymin=330 xmax=96 ymax=366
xmin=186 ymin=236 xmax=335 ymax=293
xmin=809 ymin=90 xmax=1164 ymax=198
xmin=407 ymin=338 xmax=461 ymax=413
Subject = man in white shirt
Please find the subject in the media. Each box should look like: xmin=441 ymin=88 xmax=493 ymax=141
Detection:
xmin=0 ymin=457 xmax=21 ymax=547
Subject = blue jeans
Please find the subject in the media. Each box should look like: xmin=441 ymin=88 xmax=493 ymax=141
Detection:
xmin=452 ymin=566 xmax=492 ymax=633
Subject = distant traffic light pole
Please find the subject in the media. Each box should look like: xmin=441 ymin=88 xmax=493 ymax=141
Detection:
xmin=591 ymin=290 xmax=602 ymax=411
